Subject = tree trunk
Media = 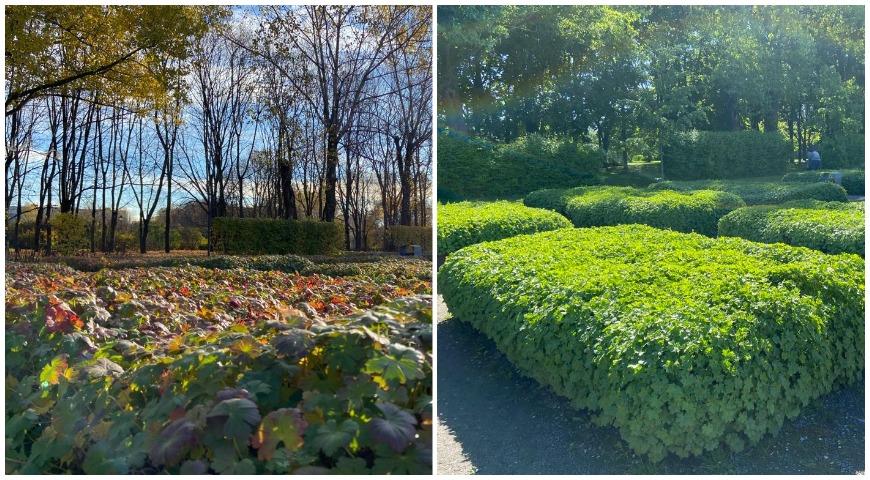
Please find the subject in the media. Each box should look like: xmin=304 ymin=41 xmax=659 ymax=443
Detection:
xmin=322 ymin=126 xmax=339 ymax=222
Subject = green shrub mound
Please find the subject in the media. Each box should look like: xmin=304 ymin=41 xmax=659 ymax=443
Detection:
xmin=524 ymin=186 xmax=745 ymax=236
xmin=818 ymin=133 xmax=865 ymax=169
xmin=212 ymin=217 xmax=342 ymax=255
xmin=386 ymin=225 xmax=432 ymax=253
xmin=437 ymin=130 xmax=604 ymax=201
xmin=718 ymin=200 xmax=865 ymax=256
xmin=437 ymin=201 xmax=571 ymax=256
xmin=440 ymin=225 xmax=864 ymax=462
xmin=781 ymin=169 xmax=864 ymax=196
xmin=663 ymin=130 xmax=791 ymax=180
xmin=650 ymin=179 xmax=849 ymax=205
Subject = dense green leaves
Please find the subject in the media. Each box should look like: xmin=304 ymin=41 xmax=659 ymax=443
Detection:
xmin=437 ymin=131 xmax=604 ymax=201
xmin=718 ymin=200 xmax=864 ymax=255
xmin=437 ymin=201 xmax=572 ymax=256
xmin=440 ymin=225 xmax=864 ymax=461
xmin=650 ymin=179 xmax=849 ymax=205
xmin=781 ymin=169 xmax=864 ymax=196
xmin=212 ymin=218 xmax=343 ymax=255
xmin=524 ymin=186 xmax=745 ymax=236
xmin=662 ymin=131 xmax=791 ymax=180
xmin=5 ymin=261 xmax=432 ymax=474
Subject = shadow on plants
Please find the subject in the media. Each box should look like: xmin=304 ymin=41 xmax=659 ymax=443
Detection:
xmin=437 ymin=315 xmax=864 ymax=474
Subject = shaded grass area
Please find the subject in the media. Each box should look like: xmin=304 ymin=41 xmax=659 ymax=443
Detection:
xmin=437 ymin=297 xmax=864 ymax=475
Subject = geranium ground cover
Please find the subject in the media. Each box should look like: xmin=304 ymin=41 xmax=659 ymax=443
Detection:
xmin=5 ymin=261 xmax=432 ymax=474
xmin=440 ymin=225 xmax=864 ymax=462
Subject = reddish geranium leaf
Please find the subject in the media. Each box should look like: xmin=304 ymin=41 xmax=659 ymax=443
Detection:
xmin=45 ymin=297 xmax=83 ymax=333
xmin=150 ymin=418 xmax=198 ymax=467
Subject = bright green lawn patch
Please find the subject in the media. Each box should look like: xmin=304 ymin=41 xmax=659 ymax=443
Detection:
xmin=524 ymin=186 xmax=744 ymax=236
xmin=781 ymin=169 xmax=864 ymax=196
xmin=440 ymin=225 xmax=864 ymax=462
xmin=437 ymin=201 xmax=571 ymax=256
xmin=718 ymin=200 xmax=865 ymax=256
xmin=649 ymin=179 xmax=848 ymax=205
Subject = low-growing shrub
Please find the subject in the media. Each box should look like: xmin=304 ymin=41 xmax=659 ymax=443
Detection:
xmin=437 ymin=130 xmax=604 ymax=201
xmin=39 ymin=253 xmax=316 ymax=274
xmin=437 ymin=201 xmax=571 ymax=256
xmin=524 ymin=186 xmax=745 ymax=236
xmin=650 ymin=179 xmax=849 ymax=205
xmin=440 ymin=225 xmax=864 ymax=461
xmin=781 ymin=169 xmax=864 ymax=196
xmin=663 ymin=130 xmax=791 ymax=180
xmin=5 ymin=263 xmax=432 ymax=474
xmin=718 ymin=200 xmax=865 ymax=256
xmin=386 ymin=225 xmax=432 ymax=253
xmin=818 ymin=133 xmax=864 ymax=169
xmin=212 ymin=217 xmax=342 ymax=255
xmin=50 ymin=213 xmax=89 ymax=255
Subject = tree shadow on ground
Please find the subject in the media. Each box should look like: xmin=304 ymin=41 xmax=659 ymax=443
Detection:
xmin=437 ymin=316 xmax=865 ymax=475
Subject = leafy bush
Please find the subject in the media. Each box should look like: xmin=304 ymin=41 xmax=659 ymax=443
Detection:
xmin=437 ymin=201 xmax=571 ymax=256
xmin=437 ymin=130 xmax=604 ymax=201
xmin=386 ymin=225 xmax=432 ymax=253
xmin=718 ymin=200 xmax=864 ymax=256
xmin=663 ymin=130 xmax=790 ymax=180
xmin=440 ymin=225 xmax=864 ymax=462
xmin=212 ymin=217 xmax=342 ymax=255
xmin=524 ymin=186 xmax=745 ymax=236
xmin=49 ymin=213 xmax=89 ymax=255
xmin=818 ymin=133 xmax=864 ymax=168
xmin=650 ymin=179 xmax=848 ymax=205
xmin=6 ymin=263 xmax=432 ymax=474
xmin=781 ymin=169 xmax=864 ymax=196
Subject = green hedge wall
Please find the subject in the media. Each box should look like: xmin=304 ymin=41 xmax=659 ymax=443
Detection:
xmin=437 ymin=201 xmax=571 ymax=256
xmin=650 ymin=179 xmax=849 ymax=205
xmin=818 ymin=133 xmax=865 ymax=169
xmin=437 ymin=130 xmax=604 ymax=201
xmin=440 ymin=225 xmax=864 ymax=461
xmin=524 ymin=186 xmax=745 ymax=236
xmin=663 ymin=131 xmax=790 ymax=180
xmin=781 ymin=169 xmax=864 ymax=196
xmin=387 ymin=225 xmax=432 ymax=253
xmin=212 ymin=217 xmax=342 ymax=255
xmin=718 ymin=200 xmax=864 ymax=256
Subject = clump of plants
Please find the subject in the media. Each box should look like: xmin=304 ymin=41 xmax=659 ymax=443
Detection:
xmin=5 ymin=263 xmax=432 ymax=474
xmin=524 ymin=186 xmax=744 ymax=236
xmin=781 ymin=169 xmax=864 ymax=196
xmin=718 ymin=200 xmax=864 ymax=256
xmin=440 ymin=225 xmax=864 ymax=462
xmin=437 ymin=201 xmax=572 ymax=256
xmin=649 ymin=179 xmax=848 ymax=205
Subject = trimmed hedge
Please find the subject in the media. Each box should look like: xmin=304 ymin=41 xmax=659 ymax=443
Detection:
xmin=781 ymin=169 xmax=864 ymax=196
xmin=437 ymin=130 xmax=604 ymax=201
xmin=212 ymin=217 xmax=342 ymax=255
xmin=386 ymin=225 xmax=432 ymax=253
xmin=818 ymin=133 xmax=865 ymax=169
xmin=663 ymin=130 xmax=791 ymax=180
xmin=718 ymin=200 xmax=865 ymax=256
xmin=437 ymin=201 xmax=571 ymax=256
xmin=524 ymin=186 xmax=745 ymax=236
xmin=650 ymin=179 xmax=849 ymax=205
xmin=440 ymin=225 xmax=864 ymax=461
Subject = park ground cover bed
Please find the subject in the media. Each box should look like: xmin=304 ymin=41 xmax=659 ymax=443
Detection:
xmin=719 ymin=200 xmax=865 ymax=256
xmin=649 ymin=179 xmax=848 ymax=205
xmin=437 ymin=201 xmax=571 ymax=256
xmin=780 ymin=169 xmax=864 ymax=196
xmin=439 ymin=225 xmax=864 ymax=462
xmin=524 ymin=186 xmax=744 ymax=236
xmin=5 ymin=259 xmax=432 ymax=474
